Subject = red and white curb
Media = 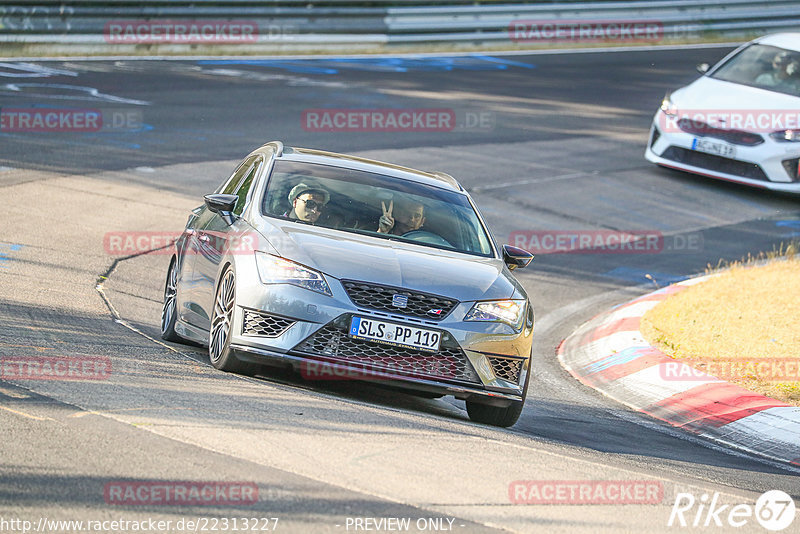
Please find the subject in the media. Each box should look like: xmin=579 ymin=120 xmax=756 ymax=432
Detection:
xmin=558 ymin=275 xmax=800 ymax=466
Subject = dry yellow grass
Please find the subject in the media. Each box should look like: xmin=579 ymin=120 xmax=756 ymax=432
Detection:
xmin=640 ymin=256 xmax=800 ymax=405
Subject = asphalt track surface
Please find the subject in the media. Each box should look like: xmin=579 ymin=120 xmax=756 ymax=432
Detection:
xmin=1 ymin=47 xmax=799 ymax=533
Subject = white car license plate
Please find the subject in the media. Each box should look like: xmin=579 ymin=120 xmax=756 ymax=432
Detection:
xmin=349 ymin=316 xmax=441 ymax=352
xmin=692 ymin=138 xmax=736 ymax=158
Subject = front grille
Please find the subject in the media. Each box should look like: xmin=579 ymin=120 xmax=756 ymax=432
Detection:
xmin=661 ymin=146 xmax=768 ymax=181
xmin=242 ymin=310 xmax=295 ymax=337
xmin=342 ymin=280 xmax=458 ymax=321
xmin=487 ymin=356 xmax=524 ymax=384
xmin=650 ymin=126 xmax=661 ymax=148
xmin=782 ymin=158 xmax=800 ymax=182
xmin=676 ymin=118 xmax=764 ymax=146
xmin=292 ymin=316 xmax=480 ymax=384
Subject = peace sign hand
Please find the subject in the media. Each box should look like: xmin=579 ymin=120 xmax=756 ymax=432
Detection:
xmin=378 ymin=199 xmax=394 ymax=233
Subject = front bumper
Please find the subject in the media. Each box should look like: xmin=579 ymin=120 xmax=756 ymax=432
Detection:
xmin=228 ymin=260 xmax=533 ymax=404
xmin=645 ymin=114 xmax=800 ymax=193
xmin=231 ymin=343 xmax=525 ymax=406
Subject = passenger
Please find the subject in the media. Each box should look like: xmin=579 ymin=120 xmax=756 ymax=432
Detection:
xmin=377 ymin=198 xmax=426 ymax=235
xmin=784 ymin=60 xmax=800 ymax=94
xmin=755 ymin=51 xmax=800 ymax=93
xmin=285 ymin=183 xmax=329 ymax=224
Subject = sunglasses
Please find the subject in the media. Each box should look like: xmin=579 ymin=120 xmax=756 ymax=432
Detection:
xmin=297 ymin=197 xmax=324 ymax=211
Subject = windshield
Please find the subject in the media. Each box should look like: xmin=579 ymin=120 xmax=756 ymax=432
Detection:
xmin=261 ymin=160 xmax=494 ymax=257
xmin=710 ymin=43 xmax=800 ymax=97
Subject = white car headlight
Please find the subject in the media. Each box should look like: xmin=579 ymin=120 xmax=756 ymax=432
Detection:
xmin=254 ymin=251 xmax=332 ymax=296
xmin=660 ymin=93 xmax=678 ymax=117
xmin=464 ymin=300 xmax=526 ymax=330
xmin=770 ymin=129 xmax=800 ymax=142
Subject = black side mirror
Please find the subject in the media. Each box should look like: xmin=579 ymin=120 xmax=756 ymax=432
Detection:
xmin=502 ymin=244 xmax=533 ymax=271
xmin=696 ymin=63 xmax=710 ymax=74
xmin=204 ymin=194 xmax=238 ymax=225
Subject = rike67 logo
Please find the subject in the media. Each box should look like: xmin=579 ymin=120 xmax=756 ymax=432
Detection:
xmin=669 ymin=490 xmax=796 ymax=531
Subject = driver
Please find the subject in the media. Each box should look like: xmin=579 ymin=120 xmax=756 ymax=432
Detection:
xmin=377 ymin=198 xmax=425 ymax=235
xmin=285 ymin=182 xmax=330 ymax=224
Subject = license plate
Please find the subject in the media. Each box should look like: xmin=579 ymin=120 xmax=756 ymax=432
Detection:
xmin=692 ymin=138 xmax=736 ymax=158
xmin=349 ymin=316 xmax=441 ymax=352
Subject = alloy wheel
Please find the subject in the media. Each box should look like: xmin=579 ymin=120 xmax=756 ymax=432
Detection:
xmin=210 ymin=269 xmax=235 ymax=364
xmin=161 ymin=262 xmax=178 ymax=335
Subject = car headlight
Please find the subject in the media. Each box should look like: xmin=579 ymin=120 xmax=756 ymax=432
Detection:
xmin=254 ymin=251 xmax=332 ymax=296
xmin=464 ymin=300 xmax=526 ymax=330
xmin=660 ymin=93 xmax=678 ymax=117
xmin=770 ymin=129 xmax=800 ymax=142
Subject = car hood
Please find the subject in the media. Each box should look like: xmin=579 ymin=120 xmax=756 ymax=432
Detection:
xmin=253 ymin=220 xmax=521 ymax=302
xmin=673 ymin=76 xmax=800 ymax=113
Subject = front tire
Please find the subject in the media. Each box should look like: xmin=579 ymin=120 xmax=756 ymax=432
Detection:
xmin=466 ymin=398 xmax=524 ymax=428
xmin=209 ymin=266 xmax=249 ymax=373
xmin=466 ymin=364 xmax=530 ymax=428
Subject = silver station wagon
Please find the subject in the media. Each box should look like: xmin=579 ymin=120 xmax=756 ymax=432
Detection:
xmin=161 ymin=141 xmax=535 ymax=427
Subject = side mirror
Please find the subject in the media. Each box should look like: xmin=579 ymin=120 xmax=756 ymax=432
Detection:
xmin=696 ymin=63 xmax=710 ymax=74
xmin=204 ymin=194 xmax=238 ymax=225
xmin=502 ymin=244 xmax=533 ymax=271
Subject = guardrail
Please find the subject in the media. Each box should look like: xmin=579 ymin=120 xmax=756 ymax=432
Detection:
xmin=0 ymin=1 xmax=797 ymax=55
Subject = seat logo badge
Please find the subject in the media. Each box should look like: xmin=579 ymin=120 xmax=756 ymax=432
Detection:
xmin=428 ymin=308 xmax=443 ymax=317
xmin=391 ymin=294 xmax=408 ymax=308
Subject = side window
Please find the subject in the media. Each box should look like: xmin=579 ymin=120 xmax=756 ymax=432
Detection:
xmin=233 ymin=161 xmax=260 ymax=216
xmin=220 ymin=155 xmax=258 ymax=195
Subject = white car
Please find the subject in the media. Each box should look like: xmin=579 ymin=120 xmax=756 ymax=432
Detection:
xmin=646 ymin=33 xmax=800 ymax=193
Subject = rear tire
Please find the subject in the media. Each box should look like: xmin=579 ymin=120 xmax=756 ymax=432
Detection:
xmin=160 ymin=258 xmax=182 ymax=342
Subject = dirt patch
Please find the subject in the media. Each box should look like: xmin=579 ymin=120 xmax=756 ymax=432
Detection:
xmin=640 ymin=257 xmax=800 ymax=406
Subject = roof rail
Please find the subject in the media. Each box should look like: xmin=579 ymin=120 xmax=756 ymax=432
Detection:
xmin=264 ymin=140 xmax=284 ymax=156
xmin=430 ymin=171 xmax=461 ymax=190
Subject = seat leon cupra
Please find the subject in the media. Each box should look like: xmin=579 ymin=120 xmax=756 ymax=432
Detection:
xmin=161 ymin=141 xmax=535 ymax=427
